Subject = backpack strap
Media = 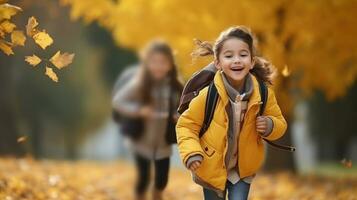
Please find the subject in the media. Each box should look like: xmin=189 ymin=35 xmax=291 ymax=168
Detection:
xmin=199 ymin=82 xmax=219 ymax=138
xmin=258 ymin=78 xmax=268 ymax=116
xmin=257 ymin=79 xmax=296 ymax=152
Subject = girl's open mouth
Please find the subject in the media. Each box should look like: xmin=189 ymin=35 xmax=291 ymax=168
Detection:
xmin=231 ymin=68 xmax=244 ymax=72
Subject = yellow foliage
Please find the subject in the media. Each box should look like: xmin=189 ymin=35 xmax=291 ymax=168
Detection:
xmin=0 ymin=2 xmax=21 ymax=55
xmin=61 ymin=0 xmax=357 ymax=110
xmin=33 ymin=31 xmax=53 ymax=50
xmin=25 ymin=54 xmax=42 ymax=67
xmin=281 ymin=65 xmax=290 ymax=77
xmin=0 ymin=20 xmax=16 ymax=33
xmin=0 ymin=3 xmax=22 ymax=21
xmin=0 ymin=158 xmax=356 ymax=200
xmin=45 ymin=67 xmax=59 ymax=82
xmin=0 ymin=39 xmax=13 ymax=55
xmin=0 ymin=4 xmax=74 ymax=83
xmin=26 ymin=16 xmax=39 ymax=37
xmin=11 ymin=30 xmax=26 ymax=46
xmin=16 ymin=136 xmax=27 ymax=143
xmin=50 ymin=51 xmax=75 ymax=69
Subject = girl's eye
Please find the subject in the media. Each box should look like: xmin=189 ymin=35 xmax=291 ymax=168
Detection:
xmin=224 ymin=55 xmax=233 ymax=58
xmin=240 ymin=54 xmax=248 ymax=57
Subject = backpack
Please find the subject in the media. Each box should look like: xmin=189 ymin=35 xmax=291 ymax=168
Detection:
xmin=177 ymin=63 xmax=295 ymax=152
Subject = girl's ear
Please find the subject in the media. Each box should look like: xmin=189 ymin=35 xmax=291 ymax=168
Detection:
xmin=214 ymin=59 xmax=221 ymax=70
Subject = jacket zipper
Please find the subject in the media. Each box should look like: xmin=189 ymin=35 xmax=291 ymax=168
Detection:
xmin=237 ymin=101 xmax=262 ymax=177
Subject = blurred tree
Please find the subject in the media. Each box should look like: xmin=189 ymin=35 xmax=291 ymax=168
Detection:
xmin=60 ymin=0 xmax=357 ymax=170
xmin=0 ymin=0 xmax=135 ymax=159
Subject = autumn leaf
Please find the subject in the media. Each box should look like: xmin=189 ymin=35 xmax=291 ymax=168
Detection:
xmin=0 ymin=20 xmax=16 ymax=33
xmin=0 ymin=3 xmax=22 ymax=21
xmin=45 ymin=66 xmax=58 ymax=82
xmin=26 ymin=16 xmax=39 ymax=37
xmin=341 ymin=158 xmax=353 ymax=168
xmin=50 ymin=51 xmax=75 ymax=69
xmin=17 ymin=136 xmax=27 ymax=143
xmin=0 ymin=29 xmax=4 ymax=38
xmin=282 ymin=65 xmax=290 ymax=77
xmin=33 ymin=31 xmax=53 ymax=49
xmin=0 ymin=39 xmax=13 ymax=55
xmin=25 ymin=54 xmax=41 ymax=67
xmin=11 ymin=30 xmax=26 ymax=46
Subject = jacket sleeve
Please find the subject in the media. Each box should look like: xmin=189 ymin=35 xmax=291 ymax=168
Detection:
xmin=112 ymin=78 xmax=142 ymax=118
xmin=176 ymin=87 xmax=208 ymax=165
xmin=261 ymin=87 xmax=288 ymax=141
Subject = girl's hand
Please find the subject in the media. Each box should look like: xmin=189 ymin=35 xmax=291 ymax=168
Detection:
xmin=256 ymin=116 xmax=268 ymax=135
xmin=189 ymin=160 xmax=201 ymax=171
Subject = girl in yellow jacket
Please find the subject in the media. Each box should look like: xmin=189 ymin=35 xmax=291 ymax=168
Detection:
xmin=176 ymin=26 xmax=287 ymax=200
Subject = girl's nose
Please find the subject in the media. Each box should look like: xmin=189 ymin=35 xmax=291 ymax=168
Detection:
xmin=233 ymin=56 xmax=241 ymax=64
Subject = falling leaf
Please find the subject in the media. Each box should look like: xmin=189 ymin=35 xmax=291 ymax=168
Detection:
xmin=0 ymin=3 xmax=22 ymax=21
xmin=33 ymin=31 xmax=53 ymax=49
xmin=25 ymin=54 xmax=41 ymax=67
xmin=50 ymin=51 xmax=75 ymax=69
xmin=11 ymin=30 xmax=25 ymax=46
xmin=0 ymin=39 xmax=13 ymax=55
xmin=341 ymin=158 xmax=353 ymax=168
xmin=45 ymin=67 xmax=58 ymax=82
xmin=26 ymin=16 xmax=39 ymax=37
xmin=282 ymin=65 xmax=290 ymax=77
xmin=0 ymin=29 xmax=5 ymax=38
xmin=0 ymin=20 xmax=16 ymax=33
xmin=17 ymin=136 xmax=27 ymax=143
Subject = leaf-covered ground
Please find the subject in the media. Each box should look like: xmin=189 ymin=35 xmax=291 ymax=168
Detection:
xmin=0 ymin=158 xmax=356 ymax=200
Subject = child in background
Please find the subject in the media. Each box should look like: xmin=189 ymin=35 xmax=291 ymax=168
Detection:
xmin=113 ymin=40 xmax=182 ymax=200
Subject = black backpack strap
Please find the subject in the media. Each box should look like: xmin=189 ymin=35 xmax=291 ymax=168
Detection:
xmin=257 ymin=79 xmax=268 ymax=116
xmin=257 ymin=79 xmax=296 ymax=152
xmin=199 ymin=83 xmax=219 ymax=138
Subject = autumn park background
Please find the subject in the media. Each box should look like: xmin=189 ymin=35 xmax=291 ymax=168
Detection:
xmin=1 ymin=0 xmax=357 ymax=199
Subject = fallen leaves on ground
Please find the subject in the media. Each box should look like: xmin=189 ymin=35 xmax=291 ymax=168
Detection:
xmin=0 ymin=158 xmax=356 ymax=200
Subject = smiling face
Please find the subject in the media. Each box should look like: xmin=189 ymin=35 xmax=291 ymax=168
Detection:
xmin=215 ymin=38 xmax=255 ymax=89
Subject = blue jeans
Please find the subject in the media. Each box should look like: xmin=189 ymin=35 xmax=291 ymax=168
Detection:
xmin=203 ymin=180 xmax=251 ymax=200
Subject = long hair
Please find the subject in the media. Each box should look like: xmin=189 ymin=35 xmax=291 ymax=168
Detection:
xmin=138 ymin=40 xmax=183 ymax=104
xmin=192 ymin=26 xmax=276 ymax=84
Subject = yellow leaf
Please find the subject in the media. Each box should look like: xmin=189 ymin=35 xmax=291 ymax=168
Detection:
xmin=25 ymin=54 xmax=41 ymax=67
xmin=11 ymin=30 xmax=26 ymax=46
xmin=341 ymin=158 xmax=353 ymax=168
xmin=50 ymin=51 xmax=75 ymax=69
xmin=0 ymin=3 xmax=22 ymax=21
xmin=33 ymin=31 xmax=53 ymax=49
xmin=0 ymin=20 xmax=16 ymax=33
xmin=26 ymin=16 xmax=39 ymax=37
xmin=0 ymin=29 xmax=4 ymax=38
xmin=17 ymin=136 xmax=27 ymax=143
xmin=45 ymin=67 xmax=58 ymax=82
xmin=0 ymin=39 xmax=13 ymax=55
xmin=282 ymin=65 xmax=290 ymax=77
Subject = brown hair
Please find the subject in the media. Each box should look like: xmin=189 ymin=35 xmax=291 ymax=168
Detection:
xmin=138 ymin=40 xmax=183 ymax=104
xmin=192 ymin=26 xmax=276 ymax=84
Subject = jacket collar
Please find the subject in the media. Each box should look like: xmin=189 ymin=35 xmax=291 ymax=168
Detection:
xmin=213 ymin=71 xmax=262 ymax=108
xmin=220 ymin=72 xmax=253 ymax=102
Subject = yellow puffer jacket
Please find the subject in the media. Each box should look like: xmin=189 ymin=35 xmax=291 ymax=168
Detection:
xmin=176 ymin=72 xmax=287 ymax=192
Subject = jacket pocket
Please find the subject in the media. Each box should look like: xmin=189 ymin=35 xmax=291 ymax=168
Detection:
xmin=201 ymin=140 xmax=216 ymax=157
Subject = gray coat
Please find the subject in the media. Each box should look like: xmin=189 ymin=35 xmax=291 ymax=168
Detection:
xmin=112 ymin=74 xmax=180 ymax=160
